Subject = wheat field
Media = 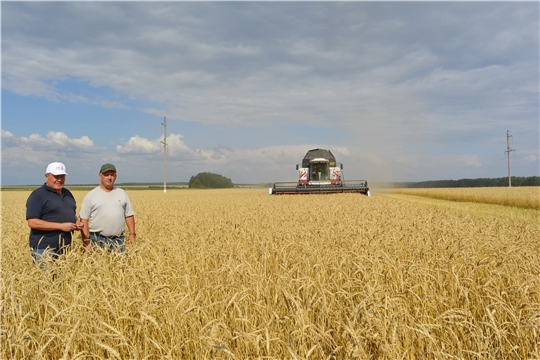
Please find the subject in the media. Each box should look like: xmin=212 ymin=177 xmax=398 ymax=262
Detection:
xmin=390 ymin=186 xmax=540 ymax=210
xmin=1 ymin=188 xmax=539 ymax=359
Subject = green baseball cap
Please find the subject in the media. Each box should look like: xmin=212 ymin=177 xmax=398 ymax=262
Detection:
xmin=100 ymin=163 xmax=117 ymax=173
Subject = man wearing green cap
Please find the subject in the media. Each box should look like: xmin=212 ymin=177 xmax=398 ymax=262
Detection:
xmin=79 ymin=163 xmax=136 ymax=252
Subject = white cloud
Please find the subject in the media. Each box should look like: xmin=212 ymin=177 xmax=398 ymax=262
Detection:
xmin=116 ymin=133 xmax=198 ymax=159
xmin=523 ymin=154 xmax=538 ymax=163
xmin=457 ymin=155 xmax=482 ymax=168
xmin=1 ymin=129 xmax=107 ymax=184
xmin=1 ymin=129 xmax=14 ymax=139
xmin=167 ymin=134 xmax=196 ymax=157
xmin=1 ymin=145 xmax=54 ymax=167
xmin=116 ymin=135 xmax=160 ymax=154
xmin=2 ymin=129 xmax=102 ymax=152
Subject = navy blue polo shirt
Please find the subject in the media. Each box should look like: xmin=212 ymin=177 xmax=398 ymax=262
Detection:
xmin=26 ymin=184 xmax=77 ymax=249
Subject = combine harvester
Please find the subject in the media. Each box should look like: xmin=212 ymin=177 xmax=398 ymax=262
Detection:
xmin=269 ymin=148 xmax=370 ymax=196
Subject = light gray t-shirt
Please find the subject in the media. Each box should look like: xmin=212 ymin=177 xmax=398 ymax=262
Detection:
xmin=80 ymin=186 xmax=135 ymax=236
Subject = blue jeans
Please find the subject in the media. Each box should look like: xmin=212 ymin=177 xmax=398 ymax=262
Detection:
xmin=32 ymin=247 xmax=68 ymax=272
xmin=90 ymin=233 xmax=126 ymax=252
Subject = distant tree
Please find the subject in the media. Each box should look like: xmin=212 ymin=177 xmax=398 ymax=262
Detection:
xmin=189 ymin=178 xmax=206 ymax=189
xmin=407 ymin=176 xmax=540 ymax=188
xmin=189 ymin=172 xmax=234 ymax=189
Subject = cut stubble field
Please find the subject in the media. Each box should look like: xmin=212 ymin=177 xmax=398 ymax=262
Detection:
xmin=1 ymin=187 xmax=539 ymax=359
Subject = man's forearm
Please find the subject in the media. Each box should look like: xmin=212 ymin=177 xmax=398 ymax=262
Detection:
xmin=126 ymin=216 xmax=136 ymax=235
xmin=79 ymin=218 xmax=91 ymax=250
xmin=28 ymin=218 xmax=74 ymax=232
xmin=80 ymin=219 xmax=90 ymax=239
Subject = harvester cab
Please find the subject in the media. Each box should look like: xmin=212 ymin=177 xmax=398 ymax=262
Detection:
xmin=297 ymin=157 xmax=342 ymax=186
xmin=270 ymin=148 xmax=370 ymax=196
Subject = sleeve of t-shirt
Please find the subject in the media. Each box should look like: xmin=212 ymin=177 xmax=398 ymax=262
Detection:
xmin=79 ymin=193 xmax=91 ymax=220
xmin=124 ymin=193 xmax=135 ymax=218
xmin=26 ymin=191 xmax=44 ymax=220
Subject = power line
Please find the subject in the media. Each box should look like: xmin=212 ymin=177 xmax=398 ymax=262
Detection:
xmin=161 ymin=116 xmax=167 ymax=193
xmin=505 ymin=130 xmax=515 ymax=187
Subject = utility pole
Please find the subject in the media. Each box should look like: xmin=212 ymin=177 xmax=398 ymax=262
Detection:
xmin=161 ymin=116 xmax=167 ymax=193
xmin=505 ymin=130 xmax=515 ymax=187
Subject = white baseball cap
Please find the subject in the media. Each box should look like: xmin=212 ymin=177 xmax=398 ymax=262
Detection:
xmin=45 ymin=162 xmax=68 ymax=175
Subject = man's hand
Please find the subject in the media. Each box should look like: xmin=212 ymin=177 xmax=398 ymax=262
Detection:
xmin=75 ymin=220 xmax=84 ymax=230
xmin=83 ymin=241 xmax=93 ymax=253
xmin=127 ymin=233 xmax=136 ymax=244
xmin=59 ymin=222 xmax=81 ymax=232
xmin=28 ymin=218 xmax=84 ymax=233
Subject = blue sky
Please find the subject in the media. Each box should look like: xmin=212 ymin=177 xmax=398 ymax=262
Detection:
xmin=1 ymin=2 xmax=539 ymax=186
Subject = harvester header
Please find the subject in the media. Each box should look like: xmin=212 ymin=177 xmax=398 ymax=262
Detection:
xmin=269 ymin=148 xmax=370 ymax=195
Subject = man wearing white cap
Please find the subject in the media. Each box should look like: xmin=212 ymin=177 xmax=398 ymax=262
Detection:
xmin=26 ymin=162 xmax=83 ymax=263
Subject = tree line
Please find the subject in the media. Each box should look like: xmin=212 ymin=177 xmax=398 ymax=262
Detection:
xmin=400 ymin=176 xmax=539 ymax=188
